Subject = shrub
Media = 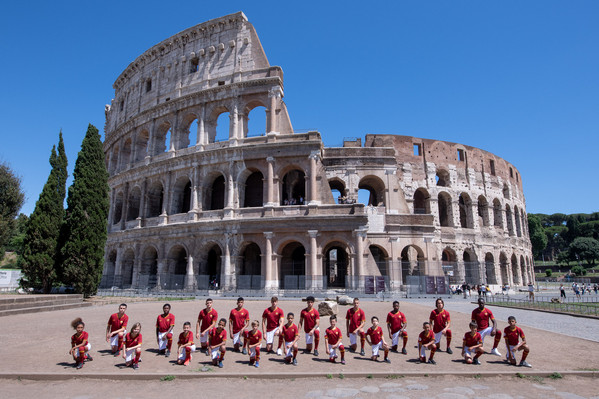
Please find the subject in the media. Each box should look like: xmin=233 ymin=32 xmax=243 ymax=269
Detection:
xmin=545 ymin=269 xmax=552 ymax=277
xmin=571 ymin=266 xmax=587 ymax=276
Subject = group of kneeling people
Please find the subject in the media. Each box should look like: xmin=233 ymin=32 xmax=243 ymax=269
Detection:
xmin=69 ymin=296 xmax=531 ymax=370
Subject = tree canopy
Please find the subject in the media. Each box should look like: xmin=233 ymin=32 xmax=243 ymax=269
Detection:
xmin=0 ymin=162 xmax=25 ymax=256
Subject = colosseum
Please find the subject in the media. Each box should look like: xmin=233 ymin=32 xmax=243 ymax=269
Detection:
xmin=101 ymin=12 xmax=533 ymax=295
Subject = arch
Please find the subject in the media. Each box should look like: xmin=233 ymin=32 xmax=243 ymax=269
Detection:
xmin=126 ymin=186 xmax=141 ymax=221
xmin=369 ymin=245 xmax=388 ymax=276
xmin=358 ymin=175 xmax=386 ymax=206
xmin=243 ymin=171 xmax=264 ymax=208
xmin=436 ymin=168 xmax=450 ymax=187
xmin=323 ymin=241 xmax=349 ymax=288
xmin=154 ymin=121 xmax=172 ymax=155
xmin=206 ymin=174 xmax=225 ymax=210
xmin=134 ymin=129 xmax=149 ymax=163
xmin=459 ymin=193 xmax=473 ymax=228
xmin=245 ymin=102 xmax=267 ymax=137
xmin=167 ymin=245 xmax=188 ymax=275
xmin=506 ymin=204 xmax=514 ymax=236
xmin=280 ymin=242 xmax=306 ymax=289
xmin=171 ymin=176 xmax=192 ymax=214
xmin=329 ymin=178 xmax=347 ymax=204
xmin=141 ymin=246 xmax=158 ymax=288
xmin=110 ymin=146 xmax=119 ymax=173
xmin=180 ymin=113 xmax=200 ymax=148
xmin=113 ymin=191 xmax=124 ymax=224
xmin=206 ymin=106 xmax=230 ymax=143
xmin=281 ymin=169 xmax=306 ymax=205
xmin=484 ymin=252 xmax=497 ymax=284
xmin=514 ymin=206 xmax=522 ymax=237
xmin=441 ymin=247 xmax=458 ymax=284
xmin=105 ymin=249 xmax=117 ymax=277
xmin=520 ymin=255 xmax=527 ymax=285
xmin=121 ymin=248 xmax=135 ymax=287
xmin=413 ymin=188 xmax=431 ymax=214
xmin=239 ymin=242 xmax=261 ymax=276
xmin=437 ymin=192 xmax=453 ymax=227
xmin=511 ymin=254 xmax=520 ymax=285
xmin=499 ymin=252 xmax=509 ymax=287
xmin=463 ymin=249 xmax=479 ymax=284
xmin=493 ymin=198 xmax=503 ymax=228
xmin=503 ymin=183 xmax=510 ymax=200
xmin=120 ymin=138 xmax=132 ymax=169
xmin=146 ymin=181 xmax=164 ymax=218
xmin=477 ymin=195 xmax=489 ymax=227
xmin=206 ymin=245 xmax=222 ymax=284
xmin=401 ymin=245 xmax=425 ymax=283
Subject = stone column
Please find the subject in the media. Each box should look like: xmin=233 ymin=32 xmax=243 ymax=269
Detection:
xmin=132 ymin=245 xmax=141 ymax=288
xmin=264 ymin=232 xmax=275 ymax=289
xmin=354 ymin=228 xmax=367 ymax=289
xmin=385 ymin=168 xmax=396 ymax=212
xmin=221 ymin=234 xmax=232 ymax=291
xmin=156 ymin=257 xmax=167 ymax=289
xmin=120 ymin=183 xmax=129 ymax=230
xmin=307 ymin=230 xmax=321 ymax=289
xmin=230 ymin=102 xmax=239 ymax=143
xmin=148 ymin=119 xmax=156 ymax=157
xmin=160 ymin=173 xmax=171 ymax=225
xmin=308 ymin=151 xmax=320 ymax=206
xmin=268 ymin=87 xmax=281 ymax=135
xmin=185 ymin=254 xmax=195 ymax=290
xmin=265 ymin=157 xmax=275 ymax=207
xmin=189 ymin=163 xmax=200 ymax=220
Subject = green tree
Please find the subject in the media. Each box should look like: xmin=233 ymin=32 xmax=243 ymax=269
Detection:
xmin=6 ymin=213 xmax=29 ymax=254
xmin=568 ymin=237 xmax=599 ymax=266
xmin=528 ymin=214 xmax=547 ymax=260
xmin=0 ymin=162 xmax=25 ymax=257
xmin=57 ymin=125 xmax=109 ymax=297
xmin=20 ymin=133 xmax=68 ymax=292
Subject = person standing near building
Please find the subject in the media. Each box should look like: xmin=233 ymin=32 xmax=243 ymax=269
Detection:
xmin=386 ymin=301 xmax=408 ymax=354
xmin=299 ymin=295 xmax=320 ymax=356
xmin=196 ymin=298 xmax=218 ymax=354
xmin=429 ymin=298 xmax=452 ymax=354
xmin=527 ymin=282 xmax=535 ymax=302
xmin=346 ymin=298 xmax=366 ymax=356
xmin=106 ymin=303 xmax=128 ymax=355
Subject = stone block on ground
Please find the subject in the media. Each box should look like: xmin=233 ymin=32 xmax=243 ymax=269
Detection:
xmin=318 ymin=301 xmax=337 ymax=316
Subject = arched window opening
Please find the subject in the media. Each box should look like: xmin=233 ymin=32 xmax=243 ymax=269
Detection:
xmin=120 ymin=139 xmax=132 ymax=169
xmin=154 ymin=122 xmax=171 ymax=155
xmin=459 ymin=193 xmax=473 ymax=229
xmin=438 ymin=192 xmax=453 ymax=227
xmin=126 ymin=187 xmax=141 ymax=221
xmin=169 ymin=246 xmax=187 ymax=275
xmin=503 ymin=183 xmax=510 ymax=200
xmin=478 ymin=196 xmax=489 ymax=227
xmin=514 ymin=206 xmax=522 ymax=237
xmin=463 ymin=250 xmax=479 ymax=284
xmin=244 ymin=171 xmax=263 ymax=208
xmin=164 ymin=128 xmax=172 ymax=152
xmin=240 ymin=243 xmax=261 ymax=275
xmin=369 ymin=245 xmax=387 ymax=276
xmin=324 ymin=245 xmax=348 ymax=288
xmin=499 ymin=252 xmax=509 ymax=287
xmin=493 ymin=199 xmax=503 ymax=228
xmin=357 ymin=189 xmax=372 ymax=206
xmin=141 ymin=247 xmax=158 ymax=288
xmin=215 ymin=112 xmax=230 ymax=142
xmin=113 ymin=192 xmax=123 ymax=225
xmin=246 ymin=105 xmax=267 ymax=137
xmin=187 ymin=119 xmax=199 ymax=148
xmin=281 ymin=169 xmax=305 ymax=205
xmin=110 ymin=146 xmax=119 ymax=174
xmin=106 ymin=250 xmax=117 ymax=277
xmin=172 ymin=178 xmax=192 ymax=214
xmin=506 ymin=204 xmax=514 ymax=236
xmin=134 ymin=130 xmax=149 ymax=163
xmin=207 ymin=246 xmax=222 ymax=286
xmin=413 ymin=188 xmax=430 ymax=214
xmin=280 ymin=242 xmax=306 ymax=289
xmin=146 ymin=182 xmax=164 ymax=218
xmin=121 ymin=249 xmax=135 ymax=287
xmin=485 ymin=253 xmax=497 ymax=285
xmin=208 ymin=175 xmax=225 ymax=210
xmin=358 ymin=176 xmax=386 ymax=207
xmin=436 ymin=169 xmax=450 ymax=187
xmin=329 ymin=179 xmax=347 ymax=204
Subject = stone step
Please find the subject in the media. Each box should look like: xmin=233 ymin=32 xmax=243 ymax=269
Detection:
xmin=0 ymin=301 xmax=93 ymax=317
xmin=0 ymin=297 xmax=86 ymax=312
xmin=0 ymin=294 xmax=83 ymax=305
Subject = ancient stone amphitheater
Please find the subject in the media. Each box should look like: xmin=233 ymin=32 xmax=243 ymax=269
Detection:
xmin=101 ymin=12 xmax=533 ymax=294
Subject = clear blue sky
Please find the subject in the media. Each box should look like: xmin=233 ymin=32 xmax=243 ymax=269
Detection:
xmin=1 ymin=1 xmax=597 ymax=216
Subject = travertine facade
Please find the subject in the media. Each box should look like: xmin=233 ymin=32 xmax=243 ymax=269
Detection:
xmin=102 ymin=12 xmax=533 ymax=293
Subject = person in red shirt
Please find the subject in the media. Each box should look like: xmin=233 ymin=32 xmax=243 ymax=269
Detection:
xmin=208 ymin=318 xmax=227 ymax=368
xmin=196 ymin=298 xmax=218 ymax=354
xmin=325 ymin=315 xmax=346 ymax=364
xmin=504 ymin=316 xmax=531 ymax=368
xmin=156 ymin=303 xmax=175 ymax=357
xmin=262 ymin=296 xmax=284 ymax=354
xmin=429 ymin=298 xmax=452 ymax=354
xmin=229 ymin=297 xmax=250 ymax=353
xmin=177 ymin=321 xmax=195 ymax=366
xmin=281 ymin=312 xmax=300 ymax=365
xmin=366 ymin=316 xmax=390 ymax=363
xmin=245 ymin=320 xmax=262 ymax=368
xmin=106 ymin=303 xmax=128 ymax=356
xmin=70 ymin=318 xmax=92 ymax=369
xmin=123 ymin=322 xmax=142 ymax=369
xmin=386 ymin=300 xmax=408 ymax=354
xmin=299 ymin=295 xmax=320 ymax=356
xmin=471 ymin=298 xmax=502 ymax=356
xmin=417 ymin=322 xmax=437 ymax=364
xmin=346 ymin=297 xmax=366 ymax=355
xmin=462 ymin=321 xmax=483 ymax=364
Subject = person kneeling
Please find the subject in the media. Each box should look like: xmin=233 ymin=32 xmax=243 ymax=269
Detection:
xmin=462 ymin=321 xmax=484 ymax=365
xmin=177 ymin=322 xmax=195 ymax=366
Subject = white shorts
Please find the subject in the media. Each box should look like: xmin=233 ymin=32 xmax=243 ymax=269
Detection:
xmin=305 ymin=328 xmax=319 ymax=345
xmin=210 ymin=346 xmax=221 ymax=360
xmin=285 ymin=341 xmax=295 ymax=357
xmin=124 ymin=347 xmax=137 ymax=362
xmin=479 ymin=327 xmax=493 ymax=344
xmin=74 ymin=343 xmax=91 ymax=357
xmin=328 ymin=343 xmax=342 ymax=358
xmin=349 ymin=332 xmax=358 ymax=346
xmin=265 ymin=328 xmax=279 ymax=345
xmin=434 ymin=331 xmax=444 ymax=344
xmin=232 ymin=331 xmax=243 ymax=346
xmin=109 ymin=330 xmax=125 ymax=347
xmin=200 ymin=331 xmax=209 ymax=344
xmin=249 ymin=346 xmax=258 ymax=358
xmin=506 ymin=344 xmax=520 ymax=360
xmin=391 ymin=330 xmax=401 ymax=346
xmin=157 ymin=332 xmax=169 ymax=350
xmin=178 ymin=344 xmax=196 ymax=361
xmin=371 ymin=341 xmax=382 ymax=357
xmin=463 ymin=347 xmax=475 ymax=358
xmin=419 ymin=344 xmax=432 ymax=358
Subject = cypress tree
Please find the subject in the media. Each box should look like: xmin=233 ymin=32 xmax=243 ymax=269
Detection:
xmin=20 ymin=132 xmax=68 ymax=293
xmin=58 ymin=124 xmax=109 ymax=297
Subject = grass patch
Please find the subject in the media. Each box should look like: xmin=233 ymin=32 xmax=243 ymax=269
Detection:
xmin=160 ymin=375 xmax=176 ymax=381
xmin=516 ymin=372 xmax=526 ymax=379
xmin=338 ymin=373 xmax=345 ymax=379
xmin=576 ymin=368 xmax=598 ymax=371
xmin=474 ymin=374 xmax=481 ymax=379
xmin=367 ymin=374 xmax=373 ymax=379
xmin=549 ymin=372 xmax=563 ymax=380
xmin=326 ymin=374 xmax=333 ymax=379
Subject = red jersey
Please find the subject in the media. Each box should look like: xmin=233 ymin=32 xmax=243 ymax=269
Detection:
xmin=198 ymin=308 xmax=218 ymax=331
xmin=366 ymin=326 xmax=384 ymax=345
xmin=178 ymin=330 xmax=194 ymax=346
xmin=156 ymin=313 xmax=175 ymax=333
xmin=472 ymin=307 xmax=495 ymax=331
xmin=300 ymin=307 xmax=320 ymax=333
xmin=346 ymin=307 xmax=366 ymax=332
xmin=209 ymin=327 xmax=227 ymax=346
xmin=503 ymin=326 xmax=525 ymax=346
xmin=262 ymin=306 xmax=284 ymax=331
xmin=386 ymin=310 xmax=406 ymax=333
xmin=229 ymin=308 xmax=250 ymax=334
xmin=429 ymin=309 xmax=451 ymax=333
xmin=71 ymin=331 xmax=89 ymax=347
xmin=125 ymin=332 xmax=142 ymax=348
xmin=463 ymin=331 xmax=482 ymax=348
xmin=282 ymin=323 xmax=299 ymax=342
xmin=325 ymin=326 xmax=343 ymax=345
xmin=418 ymin=330 xmax=434 ymax=345
xmin=245 ymin=329 xmax=262 ymax=346
xmin=107 ymin=313 xmax=128 ymax=332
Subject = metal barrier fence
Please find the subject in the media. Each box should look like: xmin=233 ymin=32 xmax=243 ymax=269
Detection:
xmin=485 ymin=294 xmax=599 ymax=317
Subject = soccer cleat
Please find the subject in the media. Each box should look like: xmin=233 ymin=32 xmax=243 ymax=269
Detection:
xmin=114 ymin=351 xmax=120 ymax=357
xmin=384 ymin=358 xmax=391 ymax=363
xmin=254 ymin=361 xmax=259 ymax=368
xmin=360 ymin=349 xmax=365 ymax=356
xmin=428 ymin=358 xmax=436 ymax=365
xmin=205 ymin=349 xmax=209 ymax=356
xmin=314 ymin=349 xmax=319 ymax=357
xmin=242 ymin=347 xmax=247 ymax=355
xmin=133 ymin=363 xmax=139 ymax=370
xmin=165 ymin=350 xmax=170 ymax=357
xmin=473 ymin=358 xmax=481 ymax=365
xmin=446 ymin=347 xmax=453 ymax=354
xmin=75 ymin=362 xmax=83 ymax=369
xmin=519 ymin=361 xmax=532 ymax=368
xmin=293 ymin=358 xmax=297 ymax=366
xmin=340 ymin=359 xmax=346 ymax=365
xmin=218 ymin=361 xmax=223 ymax=368
xmin=86 ymin=354 xmax=93 ymax=362
xmin=401 ymin=348 xmax=407 ymax=355
xmin=277 ymin=348 xmax=282 ymax=356
xmin=491 ymin=348 xmax=502 ymax=356
xmin=420 ymin=357 xmax=426 ymax=363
